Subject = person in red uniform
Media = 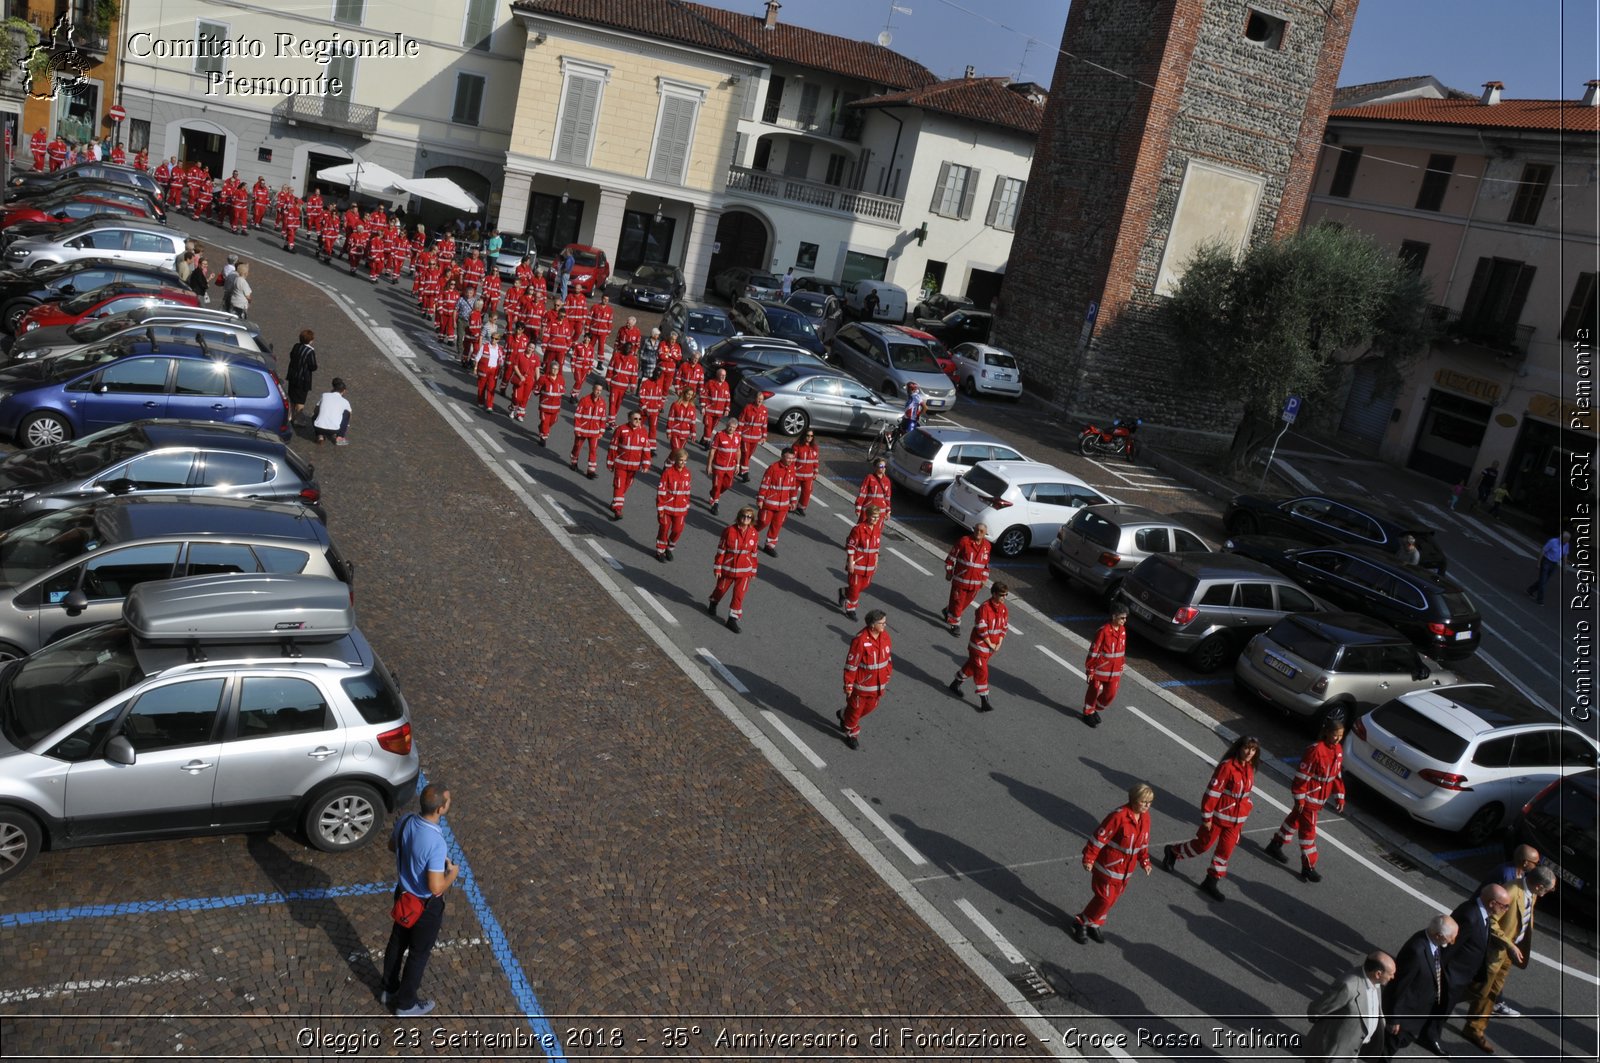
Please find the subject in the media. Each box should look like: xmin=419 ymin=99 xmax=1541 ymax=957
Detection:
xmin=838 ymin=610 xmax=893 ymax=751
xmin=1081 ymin=602 xmax=1128 ymax=728
xmin=250 ymin=178 xmax=270 ymax=229
xmin=507 ymin=334 xmax=535 ymax=421
xmin=533 ymin=358 xmax=565 ymax=443
xmin=943 ymin=523 xmax=992 ymax=632
xmin=656 ymin=329 xmax=683 ymax=390
xmin=708 ymin=507 xmax=760 ymax=633
xmin=134 ymin=147 xmax=149 ymax=172
xmin=792 ymin=428 xmax=821 ymax=514
xmin=1068 ymin=784 xmax=1155 ymax=944
xmin=229 ymin=180 xmax=250 ymax=234
xmin=435 ymin=231 xmax=456 ymax=264
xmin=587 ymin=292 xmax=613 ymax=352
xmin=700 ymin=367 xmax=730 ymax=446
xmin=636 ymin=368 xmax=668 ymax=466
xmin=1162 ymin=735 xmax=1260 ymax=902
xmin=606 ymin=343 xmax=639 ymax=423
xmin=435 ymin=278 xmax=458 ymax=341
xmin=274 ymin=184 xmax=292 ymax=231
xmin=665 ymin=389 xmax=697 ymax=455
xmin=193 ymin=179 xmax=213 ymax=223
xmin=305 ymin=190 xmax=324 ymax=232
xmin=674 ymin=349 xmax=704 ymax=401
xmin=615 ymin=315 xmax=641 ymax=357
xmin=462 ymin=297 xmax=485 ymax=369
xmin=346 ymin=219 xmax=370 ymax=276
xmin=838 ymin=505 xmax=884 ymax=621
xmin=736 ymin=396 xmax=768 ymax=481
xmin=706 ymin=417 xmax=741 ymax=515
xmin=319 ymin=209 xmax=341 ymax=263
xmin=474 ymin=329 xmax=504 ymax=412
xmin=948 ymin=581 xmax=1011 ymax=713
xmin=606 ymin=410 xmax=651 ymax=520
xmin=366 ymin=223 xmax=387 ymax=282
xmin=754 ymin=447 xmax=799 ymax=556
xmin=567 ymin=334 xmax=597 ymax=402
xmin=565 ymin=290 xmax=590 ymax=345
xmin=154 ymin=155 xmax=172 ymax=188
xmin=1265 ymin=719 xmax=1345 ymax=883
xmin=513 ymin=254 xmax=536 ymax=289
xmin=386 ymin=222 xmax=409 ymax=281
xmin=109 ymin=142 xmax=126 ymax=166
xmin=503 ymin=280 xmax=526 ymax=336
xmin=543 ymin=307 xmax=572 ymax=375
xmin=282 ymin=196 xmax=303 ymax=253
xmin=654 ymin=448 xmax=693 ymax=562
xmin=570 ymin=383 xmax=608 ymax=478
xmin=29 ymin=128 xmax=46 ymax=172
xmin=855 ymin=458 xmax=892 ymax=522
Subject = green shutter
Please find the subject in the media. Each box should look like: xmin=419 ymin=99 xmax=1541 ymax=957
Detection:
xmin=958 ymin=168 xmax=981 ymax=220
xmin=463 ymin=0 xmax=495 ymax=50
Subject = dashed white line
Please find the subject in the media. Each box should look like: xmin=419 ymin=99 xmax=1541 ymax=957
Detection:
xmin=836 ymin=513 xmax=854 ymax=526
xmin=447 ymin=405 xmax=472 ymax=423
xmin=841 ymin=789 xmax=928 ymax=866
xmin=0 ymin=969 xmax=198 ymax=1004
xmin=542 ymin=494 xmax=573 ymax=525
xmin=425 ymin=379 xmax=443 ymax=394
xmin=887 ymin=546 xmax=931 ymax=575
xmin=811 ymin=495 xmax=830 ymax=508
xmin=1036 ymin=644 xmax=1086 ymax=680
xmin=583 ymin=538 xmax=622 ymax=571
xmin=697 ymin=648 xmax=749 ymax=694
xmin=508 ymin=462 xmax=535 ymax=484
xmin=475 ymin=428 xmax=504 ymax=453
xmin=954 ymin=898 xmax=1027 ymax=965
xmin=760 ymin=710 xmax=827 ymax=769
xmin=635 ymin=587 xmax=677 ymax=626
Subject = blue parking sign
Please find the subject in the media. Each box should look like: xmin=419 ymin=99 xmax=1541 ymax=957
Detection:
xmin=1282 ymin=395 xmax=1301 ymax=423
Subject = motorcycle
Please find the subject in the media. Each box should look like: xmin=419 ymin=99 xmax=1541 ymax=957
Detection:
xmin=1079 ymin=416 xmax=1141 ymax=461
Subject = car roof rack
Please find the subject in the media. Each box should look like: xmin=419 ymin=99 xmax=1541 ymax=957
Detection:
xmin=125 ymin=573 xmax=353 ymax=647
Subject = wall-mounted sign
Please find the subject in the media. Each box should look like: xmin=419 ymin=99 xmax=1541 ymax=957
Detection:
xmin=1433 ymin=367 xmax=1501 ymax=404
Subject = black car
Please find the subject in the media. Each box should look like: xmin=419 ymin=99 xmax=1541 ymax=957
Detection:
xmin=914 ymin=309 xmax=994 ymax=347
xmin=620 ymin=262 xmax=685 ymax=310
xmin=913 ymin=291 xmax=974 ymax=320
xmin=0 ymin=258 xmax=182 ymax=333
xmin=701 ymin=335 xmax=832 ymax=392
xmin=1508 ymin=769 xmax=1597 ymax=924
xmin=727 ymin=298 xmax=826 ymax=357
xmin=1224 ymin=493 xmax=1447 ymax=573
xmin=4 ymin=181 xmax=167 ymax=225
xmin=1224 ymin=537 xmax=1481 ymax=660
xmin=791 ymin=275 xmax=847 ymax=301
xmin=6 ymin=162 xmax=163 ymax=202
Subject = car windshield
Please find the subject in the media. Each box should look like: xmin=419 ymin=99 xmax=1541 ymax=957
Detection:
xmin=0 ymin=507 xmax=103 ymax=587
xmin=886 ymin=342 xmax=942 ymax=374
xmin=570 ymin=249 xmax=601 ymax=266
xmin=984 ymin=350 xmax=1018 ymax=369
xmin=0 ymin=624 xmax=143 ymax=750
xmin=769 ymin=314 xmax=817 ymax=341
xmin=787 ymin=295 xmax=827 ymax=318
xmin=1265 ymin=619 xmax=1340 ymax=669
xmin=59 ymin=289 xmax=121 ymax=314
xmin=500 ymin=236 xmax=529 ymax=256
xmin=687 ymin=311 xmax=731 ymax=336
xmin=634 ymin=265 xmax=674 ymax=284
xmin=767 ymin=366 xmax=806 ymax=386
xmin=1369 ymin=701 xmax=1469 ymax=763
xmin=748 ymin=272 xmax=781 ymax=288
xmin=963 ymin=465 xmax=1012 ymax=498
xmin=42 ymin=345 xmax=127 ymax=382
xmin=42 ymin=424 xmax=152 ymax=478
xmin=1440 ymin=591 xmax=1476 ymax=616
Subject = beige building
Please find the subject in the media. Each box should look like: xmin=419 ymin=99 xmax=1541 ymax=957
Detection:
xmin=1307 ymin=77 xmax=1599 ymax=521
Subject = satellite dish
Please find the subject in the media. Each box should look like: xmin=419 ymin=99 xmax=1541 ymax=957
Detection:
xmin=877 ymin=30 xmax=892 ymax=46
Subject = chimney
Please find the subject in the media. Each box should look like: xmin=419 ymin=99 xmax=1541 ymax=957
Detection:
xmin=1584 ymin=80 xmax=1600 ymax=107
xmin=1480 ymin=80 xmax=1503 ymax=106
xmin=964 ymin=65 xmax=975 ymax=79
xmin=762 ymin=1 xmax=781 ymax=30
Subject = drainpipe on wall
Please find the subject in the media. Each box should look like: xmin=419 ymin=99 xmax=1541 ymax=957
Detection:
xmin=1438 ymin=132 xmax=1489 ymax=312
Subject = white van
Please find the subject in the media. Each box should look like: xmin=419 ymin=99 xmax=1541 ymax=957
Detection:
xmin=843 ymin=279 xmax=908 ymax=324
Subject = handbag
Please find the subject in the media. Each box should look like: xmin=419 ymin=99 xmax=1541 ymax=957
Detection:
xmin=391 ymin=891 xmax=425 ymax=928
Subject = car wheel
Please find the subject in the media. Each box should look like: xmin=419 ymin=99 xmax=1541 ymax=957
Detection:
xmin=1461 ymin=802 xmax=1505 ymax=846
xmin=1188 ymin=632 xmax=1234 ymax=673
xmin=881 ymin=380 xmax=899 ymax=398
xmin=1101 ymin=578 xmax=1125 ymax=605
xmin=0 ymin=808 xmax=43 ymax=884
xmin=0 ymin=641 xmax=27 ymax=664
xmin=996 ymin=525 xmax=1029 ymax=557
xmin=777 ymin=408 xmax=809 ymax=436
xmin=961 ymin=375 xmax=978 ymax=398
xmin=20 ymin=411 xmax=70 ymax=449
xmin=303 ymin=783 xmax=383 ymax=853
xmin=927 ymin=483 xmax=949 ymax=505
xmin=1226 ymin=510 xmax=1258 ymax=536
xmin=3 ymin=301 xmax=37 ymax=332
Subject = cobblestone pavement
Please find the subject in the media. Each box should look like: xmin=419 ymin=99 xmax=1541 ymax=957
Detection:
xmin=0 ymin=248 xmax=1050 ymax=1059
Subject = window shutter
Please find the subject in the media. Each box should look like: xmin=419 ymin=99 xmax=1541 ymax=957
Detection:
xmin=984 ymin=176 xmax=1003 ymax=226
xmin=930 ymin=161 xmax=951 ymax=213
xmin=959 ymin=167 xmax=981 ymax=220
xmin=463 ymin=0 xmax=496 ymax=50
xmin=1506 ymin=264 xmax=1536 ymax=324
xmin=1462 ymin=257 xmax=1493 ymax=319
xmin=651 ymin=95 xmax=696 ymax=185
xmin=558 ymin=76 xmax=601 ymax=164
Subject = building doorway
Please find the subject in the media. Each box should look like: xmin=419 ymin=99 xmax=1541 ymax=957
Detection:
xmin=304 ymin=151 xmax=353 ymax=199
xmin=1407 ymin=389 xmax=1491 ymax=484
xmin=179 ymin=127 xmax=225 ymax=179
xmin=967 ymin=268 xmax=1004 ymax=310
xmin=526 ymin=192 xmax=583 ymax=257
xmin=617 ymin=209 xmax=677 ymax=272
xmin=52 ymin=77 xmax=99 ymax=144
xmin=706 ymin=209 xmax=769 ymax=279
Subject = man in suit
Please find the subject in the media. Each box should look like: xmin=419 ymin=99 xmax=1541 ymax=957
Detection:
xmin=1306 ymin=951 xmax=1394 ymax=1060
xmin=1377 ymin=914 xmax=1457 ymax=1060
xmin=1462 ymin=866 xmax=1556 ymax=1053
xmin=1419 ymin=884 xmax=1511 ymax=1053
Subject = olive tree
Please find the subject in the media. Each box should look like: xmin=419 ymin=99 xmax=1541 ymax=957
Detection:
xmin=1163 ymin=223 xmax=1433 ymax=475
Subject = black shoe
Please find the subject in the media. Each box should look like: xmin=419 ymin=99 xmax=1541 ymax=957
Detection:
xmin=796 ymin=507 xmax=807 ymax=516
xmin=844 ymin=733 xmax=859 ymax=750
xmin=739 ymin=471 xmax=750 ymax=483
xmin=1416 ymin=1038 xmax=1447 ymax=1057
xmin=762 ymin=544 xmax=777 ymax=557
xmin=1264 ymin=838 xmax=1289 ymax=864
xmin=977 ymin=697 xmax=993 ymax=713
xmin=727 ymin=616 xmax=741 ymax=634
xmin=710 ymin=501 xmax=720 ymax=515
xmin=1200 ymin=874 xmax=1225 ymax=902
xmin=610 ymin=511 xmax=622 ymax=521
xmin=707 ymin=599 xmax=718 ymax=617
xmin=586 ymin=471 xmax=597 ymax=480
xmin=948 ymin=623 xmax=961 ymax=637
xmin=836 ymin=710 xmax=848 ymax=734
xmin=845 ymin=609 xmax=857 ymax=621
xmin=1068 ymin=920 xmax=1087 ymax=945
xmin=1085 ymin=924 xmax=1105 ymax=944
xmin=1083 ymin=711 xmax=1102 ymax=728
xmin=1301 ymin=862 xmax=1322 ymax=883
xmin=1162 ymin=845 xmax=1178 ymax=874
xmin=837 ymin=587 xmax=847 ymax=609
xmin=570 ymin=461 xmax=578 ymax=471
xmin=948 ymin=678 xmax=964 ymax=696
xmin=656 ymin=551 xmax=667 ymax=563
xmin=664 ymin=548 xmax=673 ymax=561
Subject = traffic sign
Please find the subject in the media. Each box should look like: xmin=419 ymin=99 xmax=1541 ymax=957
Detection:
xmin=1281 ymin=395 xmax=1301 ymax=423
xmin=108 ymin=105 xmax=126 ymax=123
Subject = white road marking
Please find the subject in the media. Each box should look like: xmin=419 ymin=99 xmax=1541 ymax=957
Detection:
xmin=836 ymin=513 xmax=854 ymax=526
xmin=1476 ymin=648 xmax=1557 ymax=716
xmin=508 ymin=462 xmax=535 ymax=484
xmin=634 ymin=587 xmax=678 ymax=625
xmin=841 ymin=789 xmax=927 ymax=866
xmin=425 ymin=379 xmax=442 ymax=394
xmin=1036 ymin=644 xmax=1086 ymax=680
xmin=542 ymin=494 xmax=573 ymax=525
xmin=955 ymin=898 xmax=1028 ymax=965
xmin=812 ymin=494 xmax=830 ymax=508
xmin=1415 ymin=500 xmax=1486 ymax=544
xmin=583 ymin=538 xmax=622 ymax=571
xmin=697 ymin=648 xmax=749 ymax=694
xmin=0 ymin=969 xmax=198 ymax=1004
xmin=475 ymin=428 xmax=504 ymax=454
xmin=760 ymin=710 xmax=826 ymax=769
xmin=447 ymin=405 xmax=472 ymax=423
xmin=1456 ymin=511 xmax=1538 ymax=557
xmin=887 ymin=547 xmax=931 ymax=574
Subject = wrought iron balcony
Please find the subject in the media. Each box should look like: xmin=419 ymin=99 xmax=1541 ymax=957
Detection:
xmin=1429 ymin=304 xmax=1535 ymax=360
xmin=274 ymin=94 xmax=379 ymax=137
xmin=726 ymin=165 xmax=902 ymax=225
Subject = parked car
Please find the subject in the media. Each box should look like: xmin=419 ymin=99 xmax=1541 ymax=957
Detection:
xmin=1508 ymin=769 xmax=1597 ymax=922
xmin=619 ymin=262 xmax=685 ymax=310
xmin=1224 ymin=538 xmax=1481 ymax=660
xmin=893 ymin=325 xmax=953 ymax=376
xmin=0 ymin=338 xmax=292 ymax=447
xmin=4 ymin=219 xmax=190 ymax=272
xmin=1235 ymin=612 xmax=1459 ymax=728
xmin=1119 ymin=552 xmax=1328 ymax=671
xmin=3 ymin=182 xmax=167 ymax=225
xmin=913 ymin=291 xmax=974 ymax=321
xmin=1347 ymin=684 xmax=1600 ymax=843
xmin=947 ymin=341 xmax=1022 ymax=398
xmin=13 ymin=284 xmax=199 ymax=335
xmin=727 ymin=297 xmax=826 ymax=357
xmin=662 ymin=300 xmax=735 ymax=357
xmin=1048 ymin=503 xmax=1212 ymax=603
xmin=701 ymin=335 xmax=831 ymax=393
xmin=842 ymin=278 xmax=908 ymax=323
xmin=733 ymin=364 xmax=900 ymax=438
xmin=791 ymin=275 xmax=847 ymax=301
xmin=1224 ymin=493 xmax=1447 ymax=573
xmin=493 ymin=233 xmax=534 ymax=279
xmin=939 ymin=460 xmax=1117 ymax=558
xmin=784 ymin=291 xmax=831 ymax=320
xmin=7 ymin=161 xmax=163 ymax=201
xmin=0 ymin=572 xmax=413 ymax=884
xmin=0 ymin=494 xmax=349 ymax=661
xmin=0 ymin=420 xmax=321 ymax=530
xmin=887 ymin=425 xmax=1029 ymax=502
xmin=556 ymin=244 xmax=610 ymax=294
xmin=916 ymin=309 xmax=994 ymax=347
xmin=0 ymin=259 xmax=183 ymax=333
xmin=828 ymin=321 xmax=957 ymax=410
xmin=0 ymin=196 xmax=149 ymax=233
xmin=6 ymin=306 xmax=266 ymax=363
xmin=713 ymin=266 xmax=783 ymax=303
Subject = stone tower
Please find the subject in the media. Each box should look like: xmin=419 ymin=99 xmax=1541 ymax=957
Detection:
xmin=994 ymin=0 xmax=1359 ymax=422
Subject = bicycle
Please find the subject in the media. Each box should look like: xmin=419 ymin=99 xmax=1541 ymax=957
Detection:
xmin=868 ymin=419 xmax=907 ymax=462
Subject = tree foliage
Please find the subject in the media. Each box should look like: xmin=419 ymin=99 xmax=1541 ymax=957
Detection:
xmin=1163 ymin=223 xmax=1433 ymax=474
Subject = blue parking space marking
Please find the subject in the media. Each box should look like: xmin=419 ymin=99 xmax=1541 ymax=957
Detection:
xmin=1155 ymin=678 xmax=1237 ymax=688
xmin=0 ymin=881 xmax=392 ymax=928
xmin=1053 ymin=614 xmax=1106 ymax=623
xmin=1432 ymin=844 xmax=1503 ymax=862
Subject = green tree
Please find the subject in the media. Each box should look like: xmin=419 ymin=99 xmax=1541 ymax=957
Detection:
xmin=1164 ymin=223 xmax=1433 ymax=476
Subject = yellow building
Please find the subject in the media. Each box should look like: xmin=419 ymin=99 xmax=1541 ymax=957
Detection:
xmin=7 ymin=0 xmax=125 ymax=154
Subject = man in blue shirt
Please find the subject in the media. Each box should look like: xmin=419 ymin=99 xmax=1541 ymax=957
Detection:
xmin=381 ymin=784 xmax=458 ymax=1018
xmin=1525 ymin=530 xmax=1570 ymax=605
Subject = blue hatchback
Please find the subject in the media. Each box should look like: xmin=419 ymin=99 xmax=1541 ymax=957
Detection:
xmin=0 ymin=339 xmax=290 ymax=448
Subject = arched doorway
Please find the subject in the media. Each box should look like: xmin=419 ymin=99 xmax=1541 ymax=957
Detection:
xmin=706 ymin=209 xmax=770 ymax=281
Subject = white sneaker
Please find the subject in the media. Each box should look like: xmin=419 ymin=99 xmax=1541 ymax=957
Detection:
xmin=1492 ymin=1000 xmax=1520 ymax=1017
xmin=394 ymin=999 xmax=435 ymax=1018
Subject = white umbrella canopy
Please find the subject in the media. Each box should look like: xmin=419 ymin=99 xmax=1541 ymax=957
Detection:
xmin=315 ymin=160 xmax=407 ymax=200
xmin=395 ymin=176 xmax=482 ymax=213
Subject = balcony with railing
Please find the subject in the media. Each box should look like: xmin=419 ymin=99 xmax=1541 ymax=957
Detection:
xmin=274 ymin=93 xmax=379 ymax=137
xmin=763 ymin=111 xmax=865 ymax=143
xmin=1429 ymin=304 xmax=1536 ymax=360
xmin=725 ymin=165 xmax=902 ymax=225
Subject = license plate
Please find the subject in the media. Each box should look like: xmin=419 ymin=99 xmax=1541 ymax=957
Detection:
xmin=1371 ymin=749 xmax=1410 ymax=779
xmin=1127 ymin=599 xmax=1155 ymax=622
xmin=1548 ymin=859 xmax=1584 ymax=891
xmin=1263 ymin=652 xmax=1297 ymax=679
xmin=1454 ymin=629 xmax=1473 ymax=641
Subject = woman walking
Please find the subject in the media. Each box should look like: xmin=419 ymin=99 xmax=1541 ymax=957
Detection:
xmin=227 ymin=262 xmax=252 ymax=319
xmin=1162 ymin=735 xmax=1259 ymax=901
xmin=286 ymin=329 xmax=319 ymax=424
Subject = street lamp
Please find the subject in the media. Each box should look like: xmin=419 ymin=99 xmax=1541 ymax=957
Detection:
xmin=654 ymin=202 xmax=663 ymax=223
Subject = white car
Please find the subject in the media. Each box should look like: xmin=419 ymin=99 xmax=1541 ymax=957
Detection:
xmin=887 ymin=425 xmax=1029 ymax=501
xmin=949 ymin=342 xmax=1023 ymax=399
xmin=1346 ymin=684 xmax=1600 ymax=843
xmin=938 ymin=460 xmax=1117 ymax=557
xmin=4 ymin=219 xmax=189 ymax=272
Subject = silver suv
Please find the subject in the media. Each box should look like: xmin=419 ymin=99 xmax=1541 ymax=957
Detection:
xmin=887 ymin=425 xmax=1029 ymax=501
xmin=5 ymin=219 xmax=190 ymax=271
xmin=1049 ymin=504 xmax=1212 ymax=603
xmin=0 ymin=574 xmax=418 ymax=883
xmin=7 ymin=308 xmax=267 ymax=363
xmin=1235 ymin=612 xmax=1459 ymax=728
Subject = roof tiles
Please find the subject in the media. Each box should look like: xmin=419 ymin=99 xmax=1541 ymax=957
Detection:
xmin=851 ymin=76 xmax=1045 ymax=136
xmin=1333 ymin=95 xmax=1599 ymax=134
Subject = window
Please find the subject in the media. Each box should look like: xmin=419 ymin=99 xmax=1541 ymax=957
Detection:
xmin=930 ymin=162 xmax=980 ymax=219
xmin=462 ymin=0 xmax=495 ymax=50
xmin=1507 ymin=731 xmax=1558 ymax=768
xmin=762 ymin=75 xmax=785 ymax=124
xmin=824 ymin=153 xmax=849 ymax=188
xmin=751 ymin=139 xmax=772 ymax=171
xmin=1236 ymin=583 xmax=1275 ymax=610
xmin=254 ymin=546 xmax=310 ymax=573
xmin=1134 ymin=528 xmax=1171 ymax=553
xmin=1173 ymin=530 xmax=1208 ymax=552
xmin=841 ymin=250 xmax=888 ymax=283
xmin=649 ymin=84 xmax=702 ymax=185
xmin=194 ymin=20 xmax=227 ymax=76
xmin=797 ymin=82 xmax=821 ymax=128
xmin=1276 ymin=586 xmax=1317 ymax=613
xmin=1243 ymin=8 xmax=1287 ymax=48
xmin=452 ymin=73 xmax=486 ymax=127
xmin=1561 ymin=273 xmax=1597 ymax=341
xmin=326 ymin=55 xmax=355 ymax=103
xmin=1415 ymin=154 xmax=1455 ymax=212
xmin=196 ymin=453 xmax=270 ymax=487
xmin=332 ymin=0 xmax=364 ymax=25
xmin=1328 ymin=146 xmax=1361 ymax=198
xmin=184 ymin=542 xmax=261 ymax=577
xmin=128 ymin=119 xmax=150 ymax=153
xmin=115 ymin=452 xmax=193 ymax=488
xmin=782 ymin=140 xmax=812 ymax=179
xmin=237 ymin=677 xmax=332 ymax=738
xmin=1559 ymin=731 xmax=1599 ymax=766
xmin=81 ymin=543 xmax=180 ymax=600
xmin=1463 ymin=257 xmax=1536 ymax=330
xmin=1473 ymin=736 xmax=1514 ymax=769
xmin=121 ymin=679 xmax=224 ymax=753
xmin=170 ymin=360 xmax=228 ymax=397
xmin=796 ymin=242 xmax=818 ymax=270
xmin=985 ymin=176 xmax=1025 ymax=230
xmin=227 ymin=366 xmax=270 ymax=398
xmin=342 ymin=669 xmax=405 ymax=725
xmin=554 ymin=60 xmax=608 ymax=165
xmin=70 ymin=230 xmax=124 ymax=250
xmin=99 ymin=357 xmax=171 ymax=394
xmin=1398 ymin=240 xmax=1429 ymax=273
xmin=1506 ymin=163 xmax=1553 ymax=226
xmin=1200 ymin=584 xmax=1234 ymax=607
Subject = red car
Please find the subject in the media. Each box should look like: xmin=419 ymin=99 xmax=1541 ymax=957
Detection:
xmin=895 ymin=324 xmax=957 ymax=378
xmin=0 ymin=195 xmax=150 ymax=231
xmin=557 ymin=243 xmax=611 ymax=295
xmin=16 ymin=285 xmax=199 ymax=334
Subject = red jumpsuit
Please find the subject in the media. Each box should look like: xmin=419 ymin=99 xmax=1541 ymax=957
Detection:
xmin=543 ymin=315 xmax=572 ymax=374
xmin=755 ymin=461 xmax=798 ymax=548
xmin=654 ymin=465 xmax=693 ymax=556
xmin=504 ymin=285 xmax=525 ymax=336
xmin=319 ymin=213 xmax=341 ymax=260
xmin=194 ymin=181 xmax=213 ymax=221
xmin=709 ymin=522 xmax=760 ymax=621
xmin=1274 ymin=740 xmax=1344 ymax=869
xmin=283 ymin=201 xmax=303 ymax=251
xmin=737 ymin=401 xmax=768 ymax=474
xmin=674 ymin=358 xmax=704 ymax=400
xmin=570 ymin=392 xmax=608 ymax=474
xmin=134 ymin=149 xmax=148 ymax=172
xmin=587 ymin=301 xmax=613 ymax=347
xmin=462 ymin=254 xmax=485 ymax=292
xmin=435 ymin=286 xmax=459 ymax=340
xmin=508 ymin=347 xmax=536 ymax=420
xmin=1172 ymin=756 xmax=1256 ymax=880
xmin=367 ymin=227 xmax=386 ymax=281
xmin=666 ymin=398 xmax=697 ymax=454
xmin=389 ymin=228 xmax=411 ymax=279
xmin=615 ymin=323 xmax=641 ymax=355
xmin=567 ymin=338 xmax=597 ymax=399
xmin=347 ymin=223 xmax=369 ymax=274
xmin=707 ymin=430 xmax=741 ymax=509
xmin=250 ymin=181 xmax=270 ymax=228
xmin=535 ymin=370 xmax=565 ymax=440
xmin=701 ymin=379 xmax=730 ymax=442
xmin=855 ymin=470 xmax=892 ymax=522
xmin=229 ymin=184 xmax=249 ymax=233
xmin=565 ymin=295 xmax=589 ymax=343
xmin=1077 ymin=805 xmax=1151 ymax=928
xmin=606 ymin=352 xmax=639 ymax=421
xmin=793 ymin=440 xmax=820 ymax=509
xmin=957 ymin=597 xmax=1010 ymax=698
xmin=656 ymin=339 xmax=682 ymax=390
xmin=463 ymin=305 xmax=484 ymax=364
xmin=841 ymin=515 xmax=883 ymax=614
xmin=475 ymin=342 xmax=503 ymax=411
xmin=841 ymin=625 xmax=894 ymax=739
xmin=606 ymin=422 xmax=651 ymax=516
xmin=637 ymin=375 xmax=667 ymax=456
xmin=482 ymin=272 xmax=502 ymax=318
xmin=110 ymin=144 xmax=125 ymax=165
xmin=29 ymin=130 xmax=46 ymax=171
xmin=1083 ymin=620 xmax=1127 ymax=718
